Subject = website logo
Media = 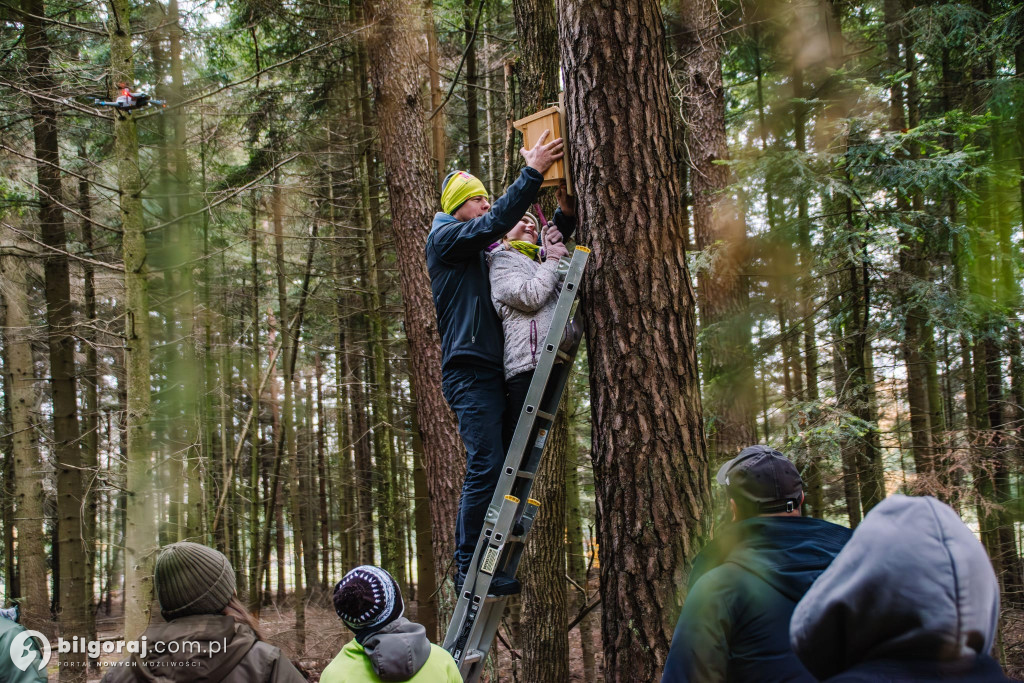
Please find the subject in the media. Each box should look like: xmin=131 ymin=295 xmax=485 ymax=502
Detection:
xmin=10 ymin=630 xmax=49 ymax=672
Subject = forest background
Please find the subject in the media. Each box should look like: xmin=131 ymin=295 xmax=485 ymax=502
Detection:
xmin=0 ymin=0 xmax=1022 ymax=680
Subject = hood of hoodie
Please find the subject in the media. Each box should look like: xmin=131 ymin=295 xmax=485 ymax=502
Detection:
xmin=431 ymin=211 xmax=455 ymax=232
xmin=690 ymin=515 xmax=852 ymax=603
xmin=790 ymin=495 xmax=1000 ymax=681
xmin=361 ymin=617 xmax=432 ymax=682
xmin=126 ymin=614 xmax=257 ymax=682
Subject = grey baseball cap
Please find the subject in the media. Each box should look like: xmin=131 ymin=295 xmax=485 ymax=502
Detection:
xmin=717 ymin=445 xmax=804 ymax=513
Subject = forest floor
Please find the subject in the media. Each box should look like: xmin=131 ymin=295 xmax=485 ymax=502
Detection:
xmin=82 ymin=591 xmax=605 ymax=681
xmin=76 ymin=596 xmax=1023 ymax=681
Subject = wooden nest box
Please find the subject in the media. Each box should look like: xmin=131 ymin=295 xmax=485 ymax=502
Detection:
xmin=513 ymin=100 xmax=572 ymax=194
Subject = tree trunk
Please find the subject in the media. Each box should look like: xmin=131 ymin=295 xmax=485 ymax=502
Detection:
xmin=507 ymin=0 xmax=570 ymax=676
xmin=676 ymin=0 xmax=755 ymax=462
xmin=272 ymin=176 xmax=305 ymax=647
xmin=315 ymin=356 xmax=330 ymax=594
xmin=248 ymin=223 xmax=262 ymax=612
xmin=410 ymin=396 xmax=437 ymax=641
xmin=0 ymin=248 xmax=51 ymax=635
xmin=565 ymin=412 xmax=596 ymax=680
xmin=521 ymin=395 xmax=570 ymax=682
xmin=364 ymin=0 xmax=466 ymax=611
xmin=558 ymin=2 xmax=712 ymax=677
xmin=108 ymin=0 xmax=157 ymax=641
xmin=424 ymin=0 xmax=445 ymax=186
xmin=23 ymin=0 xmax=88 ymax=668
xmin=79 ymin=163 xmax=99 ymax=644
xmin=792 ymin=65 xmax=823 ymax=517
xmin=464 ymin=0 xmax=481 ymax=177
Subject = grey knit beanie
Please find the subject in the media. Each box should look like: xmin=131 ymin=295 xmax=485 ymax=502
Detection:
xmin=155 ymin=542 xmax=236 ymax=620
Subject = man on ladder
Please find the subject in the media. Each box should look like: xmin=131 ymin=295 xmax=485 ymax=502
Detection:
xmin=426 ymin=130 xmax=575 ymax=598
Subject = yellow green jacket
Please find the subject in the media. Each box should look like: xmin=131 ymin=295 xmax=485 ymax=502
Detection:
xmin=320 ymin=619 xmax=461 ymax=683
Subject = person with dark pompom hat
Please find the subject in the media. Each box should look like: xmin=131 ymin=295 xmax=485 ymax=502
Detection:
xmin=102 ymin=541 xmax=305 ymax=682
xmin=320 ymin=566 xmax=461 ymax=682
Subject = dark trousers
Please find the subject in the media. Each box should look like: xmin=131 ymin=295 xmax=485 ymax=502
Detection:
xmin=503 ymin=370 xmax=535 ymax=449
xmin=442 ymin=364 xmax=507 ymax=580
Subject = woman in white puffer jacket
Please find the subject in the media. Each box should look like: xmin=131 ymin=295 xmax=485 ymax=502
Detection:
xmin=487 ymin=211 xmax=569 ymax=447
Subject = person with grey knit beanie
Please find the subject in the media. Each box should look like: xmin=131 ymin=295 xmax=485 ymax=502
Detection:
xmin=102 ymin=542 xmax=305 ymax=683
xmin=155 ymin=541 xmax=237 ymax=619
xmin=320 ymin=566 xmax=461 ymax=682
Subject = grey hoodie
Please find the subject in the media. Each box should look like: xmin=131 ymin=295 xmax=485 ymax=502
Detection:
xmin=790 ymin=495 xmax=1002 ymax=681
xmin=361 ymin=618 xmax=431 ymax=681
xmin=487 ymin=244 xmax=562 ymax=379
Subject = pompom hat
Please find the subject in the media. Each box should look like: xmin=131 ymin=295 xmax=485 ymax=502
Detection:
xmin=333 ymin=566 xmax=404 ymax=643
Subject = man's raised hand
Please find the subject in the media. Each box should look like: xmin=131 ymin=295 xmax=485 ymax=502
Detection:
xmin=521 ymin=129 xmax=564 ymax=175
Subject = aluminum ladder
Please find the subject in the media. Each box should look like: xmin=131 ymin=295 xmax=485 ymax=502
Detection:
xmin=442 ymin=245 xmax=590 ymax=682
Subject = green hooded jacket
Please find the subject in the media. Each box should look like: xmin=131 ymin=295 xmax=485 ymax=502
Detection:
xmin=320 ymin=618 xmax=461 ymax=683
xmin=100 ymin=614 xmax=304 ymax=683
xmin=0 ymin=616 xmax=48 ymax=682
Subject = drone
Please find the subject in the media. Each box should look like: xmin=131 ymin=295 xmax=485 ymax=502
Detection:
xmin=94 ymin=85 xmax=165 ymax=111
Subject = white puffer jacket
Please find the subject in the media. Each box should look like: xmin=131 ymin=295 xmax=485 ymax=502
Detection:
xmin=487 ymin=243 xmax=562 ymax=380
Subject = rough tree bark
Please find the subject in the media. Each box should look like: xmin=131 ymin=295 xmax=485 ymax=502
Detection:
xmin=23 ymin=0 xmax=88 ymax=670
xmin=558 ymin=1 xmax=713 ymax=678
xmin=363 ymin=0 xmax=465 ymax=611
xmin=676 ymin=0 xmax=756 ymax=462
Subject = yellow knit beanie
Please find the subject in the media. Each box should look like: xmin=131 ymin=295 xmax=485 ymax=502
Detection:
xmin=441 ymin=170 xmax=489 ymax=215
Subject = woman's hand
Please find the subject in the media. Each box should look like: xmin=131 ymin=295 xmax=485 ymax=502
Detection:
xmin=545 ymin=239 xmax=569 ymax=262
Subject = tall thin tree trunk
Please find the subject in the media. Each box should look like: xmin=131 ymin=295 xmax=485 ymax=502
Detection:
xmin=792 ymin=64 xmax=822 ymax=517
xmin=410 ymin=396 xmax=437 ymax=641
xmin=424 ymin=0 xmax=445 ymax=186
xmin=677 ymin=0 xmax=755 ymax=462
xmin=108 ymin=0 xmax=156 ymax=641
xmin=565 ymin=415 xmax=596 ymax=680
xmin=79 ymin=163 xmax=99 ymax=644
xmin=464 ymin=0 xmax=481 ymax=177
xmin=521 ymin=395 xmax=570 ymax=682
xmin=365 ymin=0 xmax=466 ymax=618
xmin=23 ymin=0 xmax=88 ymax=669
xmin=272 ymin=177 xmax=305 ymax=648
xmin=0 ymin=249 xmax=51 ymax=635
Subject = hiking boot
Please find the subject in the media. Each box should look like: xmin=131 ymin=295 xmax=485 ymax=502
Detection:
xmin=486 ymin=575 xmax=521 ymax=597
xmin=455 ymin=574 xmax=522 ymax=598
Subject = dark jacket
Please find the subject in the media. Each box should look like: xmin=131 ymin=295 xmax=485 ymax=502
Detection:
xmin=0 ymin=616 xmax=48 ymax=682
xmin=426 ymin=167 xmax=575 ymax=372
xmin=790 ymin=495 xmax=1009 ymax=682
xmin=662 ymin=516 xmax=851 ymax=683
xmin=101 ymin=614 xmax=305 ymax=683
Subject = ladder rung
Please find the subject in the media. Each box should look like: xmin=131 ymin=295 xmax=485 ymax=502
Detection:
xmin=515 ymin=470 xmax=535 ymax=480
xmin=463 ymin=650 xmax=484 ymax=664
xmin=536 ymin=410 xmax=555 ymax=421
xmin=556 ymin=349 xmax=572 ymax=362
